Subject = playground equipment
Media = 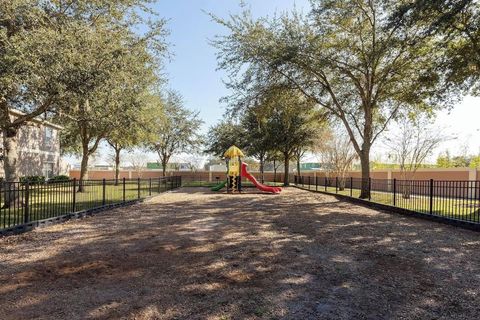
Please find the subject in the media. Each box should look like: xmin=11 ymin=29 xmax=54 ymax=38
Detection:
xmin=210 ymin=145 xmax=281 ymax=194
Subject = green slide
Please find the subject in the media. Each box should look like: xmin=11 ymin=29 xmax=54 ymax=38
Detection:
xmin=211 ymin=180 xmax=227 ymax=191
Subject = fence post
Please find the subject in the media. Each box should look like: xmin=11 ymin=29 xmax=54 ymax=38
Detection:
xmin=429 ymin=179 xmax=434 ymax=215
xmin=137 ymin=178 xmax=140 ymax=199
xmin=72 ymin=178 xmax=77 ymax=212
xmin=149 ymin=178 xmax=152 ymax=196
xmin=123 ymin=177 xmax=126 ymax=202
xmin=350 ymin=177 xmax=353 ymax=197
xmin=368 ymin=178 xmax=372 ymax=201
xmin=102 ymin=179 xmax=106 ymax=206
xmin=325 ymin=177 xmax=327 ymax=192
xmin=308 ymin=176 xmax=311 ymax=190
xmin=315 ymin=176 xmax=318 ymax=191
xmin=393 ymin=179 xmax=397 ymax=206
xmin=24 ymin=181 xmax=29 ymax=224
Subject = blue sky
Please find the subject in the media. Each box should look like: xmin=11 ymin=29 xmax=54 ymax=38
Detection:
xmin=152 ymin=0 xmax=311 ymax=132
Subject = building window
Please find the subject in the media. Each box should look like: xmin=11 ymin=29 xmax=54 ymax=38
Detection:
xmin=43 ymin=162 xmax=54 ymax=179
xmin=45 ymin=127 xmax=53 ymax=142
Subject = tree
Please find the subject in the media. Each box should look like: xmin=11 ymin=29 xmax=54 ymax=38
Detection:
xmin=178 ymin=153 xmax=205 ymax=172
xmin=242 ymin=108 xmax=273 ymax=183
xmin=203 ymin=157 xmax=224 ymax=171
xmin=260 ymin=87 xmax=322 ymax=186
xmin=266 ymin=151 xmax=283 ymax=183
xmin=315 ymin=127 xmax=357 ymax=190
xmin=436 ymin=151 xmax=453 ymax=168
xmin=212 ymin=0 xmax=448 ymax=198
xmin=293 ymin=147 xmax=307 ymax=176
xmin=125 ymin=151 xmax=148 ymax=178
xmin=385 ymin=115 xmax=448 ymax=198
xmin=204 ymin=120 xmax=245 ymax=157
xmin=436 ymin=150 xmax=480 ymax=168
xmin=106 ymin=94 xmax=163 ymax=184
xmin=392 ymin=0 xmax=479 ymax=95
xmin=470 ymin=155 xmax=480 ymax=168
xmin=148 ymin=91 xmax=203 ymax=176
xmin=0 ymin=1 xmax=75 ymax=206
xmin=59 ymin=3 xmax=166 ymax=191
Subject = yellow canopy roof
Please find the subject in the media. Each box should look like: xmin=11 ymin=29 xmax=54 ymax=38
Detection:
xmin=223 ymin=145 xmax=245 ymax=158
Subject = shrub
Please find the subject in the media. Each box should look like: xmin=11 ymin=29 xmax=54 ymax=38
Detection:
xmin=48 ymin=175 xmax=71 ymax=183
xmin=20 ymin=175 xmax=46 ymax=185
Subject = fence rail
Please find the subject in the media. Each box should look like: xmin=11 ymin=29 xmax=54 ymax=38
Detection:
xmin=0 ymin=176 xmax=181 ymax=233
xmin=294 ymin=175 xmax=480 ymax=225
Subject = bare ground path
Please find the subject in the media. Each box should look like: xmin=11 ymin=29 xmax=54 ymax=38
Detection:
xmin=1 ymin=187 xmax=480 ymax=320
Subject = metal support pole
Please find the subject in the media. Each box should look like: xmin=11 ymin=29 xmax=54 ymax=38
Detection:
xmin=368 ymin=178 xmax=372 ymax=201
xmin=149 ymin=178 xmax=152 ymax=196
xmin=137 ymin=178 xmax=140 ymax=199
xmin=24 ymin=182 xmax=29 ymax=224
xmin=72 ymin=178 xmax=77 ymax=212
xmin=123 ymin=177 xmax=126 ymax=202
xmin=102 ymin=178 xmax=106 ymax=206
xmin=429 ymin=179 xmax=434 ymax=214
xmin=350 ymin=177 xmax=353 ymax=197
xmin=393 ymin=178 xmax=397 ymax=206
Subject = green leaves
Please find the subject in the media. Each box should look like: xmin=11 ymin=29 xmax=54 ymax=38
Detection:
xmin=147 ymin=91 xmax=204 ymax=172
xmin=204 ymin=120 xmax=245 ymax=157
xmin=54 ymin=0 xmax=167 ymax=156
xmin=212 ymin=0 xmax=461 ymax=194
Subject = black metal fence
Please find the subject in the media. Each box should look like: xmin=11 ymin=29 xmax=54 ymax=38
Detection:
xmin=294 ymin=176 xmax=480 ymax=225
xmin=0 ymin=176 xmax=181 ymax=233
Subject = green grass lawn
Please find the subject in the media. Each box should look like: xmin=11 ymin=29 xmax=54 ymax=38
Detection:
xmin=297 ymin=183 xmax=480 ymax=222
xmin=0 ymin=180 xmax=178 ymax=230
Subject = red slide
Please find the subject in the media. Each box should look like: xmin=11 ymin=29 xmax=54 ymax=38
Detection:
xmin=241 ymin=163 xmax=282 ymax=194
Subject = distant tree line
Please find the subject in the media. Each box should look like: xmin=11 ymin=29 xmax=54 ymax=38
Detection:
xmin=209 ymin=0 xmax=479 ymax=197
xmin=205 ymin=85 xmax=326 ymax=185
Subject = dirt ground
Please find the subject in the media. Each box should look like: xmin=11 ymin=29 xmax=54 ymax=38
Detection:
xmin=1 ymin=187 xmax=480 ymax=320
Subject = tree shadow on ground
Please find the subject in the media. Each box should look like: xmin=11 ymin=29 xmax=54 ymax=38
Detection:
xmin=1 ymin=187 xmax=480 ymax=320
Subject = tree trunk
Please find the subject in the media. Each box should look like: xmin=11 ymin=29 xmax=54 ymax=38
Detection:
xmin=114 ymin=148 xmax=121 ymax=186
xmin=273 ymin=159 xmax=277 ymax=183
xmin=297 ymin=159 xmax=301 ymax=176
xmin=162 ymin=159 xmax=167 ymax=177
xmin=283 ymin=153 xmax=290 ymax=186
xmin=2 ymin=127 xmax=20 ymax=208
xmin=339 ymin=175 xmax=346 ymax=191
xmin=359 ymin=149 xmax=370 ymax=199
xmin=78 ymin=144 xmax=89 ymax=192
xmin=259 ymin=156 xmax=265 ymax=184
